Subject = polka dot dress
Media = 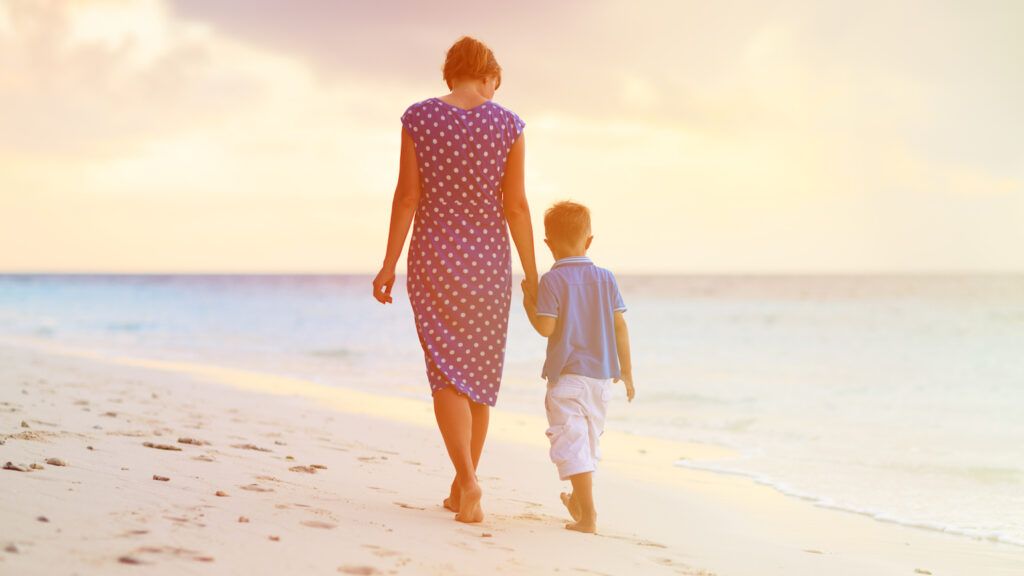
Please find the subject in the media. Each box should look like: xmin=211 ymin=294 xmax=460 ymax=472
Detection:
xmin=401 ymin=97 xmax=526 ymax=407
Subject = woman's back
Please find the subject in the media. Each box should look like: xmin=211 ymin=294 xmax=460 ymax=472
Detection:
xmin=401 ymin=98 xmax=524 ymax=231
xmin=401 ymin=97 xmax=525 ymax=407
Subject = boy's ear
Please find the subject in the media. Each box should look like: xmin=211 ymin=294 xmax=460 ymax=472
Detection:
xmin=585 ymin=235 xmax=593 ymax=249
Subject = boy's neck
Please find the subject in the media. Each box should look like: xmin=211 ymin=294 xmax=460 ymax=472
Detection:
xmin=552 ymin=248 xmax=588 ymax=261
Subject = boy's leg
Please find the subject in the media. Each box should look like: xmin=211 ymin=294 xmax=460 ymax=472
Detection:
xmin=444 ymin=400 xmax=489 ymax=511
xmin=546 ymin=375 xmax=597 ymax=526
xmin=564 ymin=377 xmax=609 ymax=533
xmin=565 ymin=472 xmax=596 ymax=533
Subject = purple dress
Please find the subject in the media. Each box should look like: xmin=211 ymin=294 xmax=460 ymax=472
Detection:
xmin=401 ymin=97 xmax=526 ymax=407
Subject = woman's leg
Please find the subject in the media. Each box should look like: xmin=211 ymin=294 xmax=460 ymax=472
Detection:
xmin=433 ymin=386 xmax=484 ymax=522
xmin=443 ymin=394 xmax=490 ymax=512
xmin=469 ymin=400 xmax=490 ymax=467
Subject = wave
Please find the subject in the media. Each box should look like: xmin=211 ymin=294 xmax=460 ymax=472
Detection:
xmin=673 ymin=459 xmax=1024 ymax=548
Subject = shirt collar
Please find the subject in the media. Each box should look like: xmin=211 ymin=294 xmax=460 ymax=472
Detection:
xmin=552 ymin=256 xmax=593 ymax=269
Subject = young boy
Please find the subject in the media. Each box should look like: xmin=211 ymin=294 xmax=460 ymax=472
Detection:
xmin=522 ymin=200 xmax=635 ymax=534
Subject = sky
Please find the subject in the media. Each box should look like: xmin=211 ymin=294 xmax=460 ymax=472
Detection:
xmin=1 ymin=0 xmax=1021 ymax=273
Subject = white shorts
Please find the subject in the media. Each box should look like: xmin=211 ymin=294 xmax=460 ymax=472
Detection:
xmin=544 ymin=373 xmax=612 ymax=480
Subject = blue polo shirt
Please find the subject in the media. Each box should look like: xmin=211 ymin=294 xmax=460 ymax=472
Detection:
xmin=536 ymin=256 xmax=627 ymax=385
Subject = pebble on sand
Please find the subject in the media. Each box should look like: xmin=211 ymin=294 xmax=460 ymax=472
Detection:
xmin=20 ymin=421 xmax=29 ymax=428
xmin=29 ymin=463 xmax=44 ymax=470
xmin=36 ymin=516 xmax=49 ymax=523
xmin=152 ymin=474 xmax=170 ymax=481
xmin=4 ymin=544 xmax=17 ymax=553
xmin=268 ymin=535 xmax=280 ymax=541
xmin=45 ymin=458 xmax=67 ymax=466
xmin=289 ymin=465 xmax=317 ymax=474
xmin=215 ymin=490 xmax=229 ymax=497
xmin=238 ymin=516 xmax=250 ymax=523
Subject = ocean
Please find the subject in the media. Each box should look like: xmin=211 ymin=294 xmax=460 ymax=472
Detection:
xmin=1 ymin=274 xmax=1021 ymax=547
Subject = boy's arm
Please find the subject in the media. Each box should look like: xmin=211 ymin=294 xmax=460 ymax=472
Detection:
xmin=522 ymin=279 xmax=556 ymax=337
xmin=613 ymin=311 xmax=635 ymax=402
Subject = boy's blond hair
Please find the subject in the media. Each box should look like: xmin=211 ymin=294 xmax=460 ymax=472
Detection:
xmin=544 ymin=201 xmax=591 ymax=246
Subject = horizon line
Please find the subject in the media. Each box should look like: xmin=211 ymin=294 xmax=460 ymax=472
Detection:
xmin=2 ymin=270 xmax=1022 ymax=277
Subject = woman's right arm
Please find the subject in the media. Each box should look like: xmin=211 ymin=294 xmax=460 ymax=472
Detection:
xmin=501 ymin=134 xmax=539 ymax=300
xmin=373 ymin=128 xmax=421 ymax=304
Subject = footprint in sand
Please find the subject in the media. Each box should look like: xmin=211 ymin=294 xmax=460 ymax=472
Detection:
xmin=362 ymin=544 xmax=400 ymax=558
xmin=646 ymin=556 xmax=711 ymax=575
xmin=239 ymin=483 xmax=274 ymax=493
xmin=231 ymin=443 xmax=273 ymax=453
xmin=338 ymin=565 xmax=382 ymax=575
xmin=177 ymin=437 xmax=210 ymax=446
xmin=121 ymin=545 xmax=214 ymax=564
xmin=512 ymin=512 xmax=545 ymax=522
xmin=393 ymin=502 xmax=425 ymax=511
xmin=142 ymin=442 xmax=181 ymax=451
xmin=300 ymin=520 xmax=337 ymax=529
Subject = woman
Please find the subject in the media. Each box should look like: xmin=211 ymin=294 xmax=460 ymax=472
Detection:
xmin=372 ymin=36 xmax=538 ymax=523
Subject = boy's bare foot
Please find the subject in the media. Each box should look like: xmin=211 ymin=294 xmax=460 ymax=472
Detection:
xmin=455 ymin=483 xmax=483 ymax=523
xmin=560 ymin=491 xmax=581 ymax=521
xmin=443 ymin=480 xmax=460 ymax=512
xmin=565 ymin=519 xmax=597 ymax=534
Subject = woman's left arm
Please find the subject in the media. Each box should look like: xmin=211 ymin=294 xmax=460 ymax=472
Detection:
xmin=501 ymin=134 xmax=539 ymax=300
xmin=373 ymin=128 xmax=422 ymax=304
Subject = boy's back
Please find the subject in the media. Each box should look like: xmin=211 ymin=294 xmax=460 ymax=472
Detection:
xmin=535 ymin=256 xmax=626 ymax=385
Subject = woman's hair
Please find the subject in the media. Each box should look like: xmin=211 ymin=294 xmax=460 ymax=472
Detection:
xmin=443 ymin=36 xmax=502 ymax=90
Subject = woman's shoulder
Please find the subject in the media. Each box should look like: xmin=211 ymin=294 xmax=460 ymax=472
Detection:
xmin=487 ymin=101 xmax=526 ymax=134
xmin=486 ymin=100 xmax=522 ymax=118
xmin=402 ymin=98 xmax=436 ymax=116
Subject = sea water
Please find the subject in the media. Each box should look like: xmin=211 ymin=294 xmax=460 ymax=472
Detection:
xmin=1 ymin=274 xmax=1021 ymax=546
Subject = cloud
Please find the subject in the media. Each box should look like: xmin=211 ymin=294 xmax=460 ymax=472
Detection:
xmin=0 ymin=0 xmax=1021 ymax=272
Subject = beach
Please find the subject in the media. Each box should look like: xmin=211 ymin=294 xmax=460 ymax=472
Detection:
xmin=2 ymin=339 xmax=1021 ymax=575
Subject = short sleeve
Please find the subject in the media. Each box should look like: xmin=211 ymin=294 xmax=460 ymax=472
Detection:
xmin=509 ymin=110 xmax=525 ymax=142
xmin=611 ymin=273 xmax=626 ymax=313
xmin=400 ymin=104 xmax=418 ymax=135
xmin=535 ymin=274 xmax=559 ymax=318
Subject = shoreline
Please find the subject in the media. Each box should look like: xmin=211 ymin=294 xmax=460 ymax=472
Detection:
xmin=1 ymin=339 xmax=1021 ymax=574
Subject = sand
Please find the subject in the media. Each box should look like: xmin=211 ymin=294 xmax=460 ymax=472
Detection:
xmin=1 ymin=340 xmax=1021 ymax=575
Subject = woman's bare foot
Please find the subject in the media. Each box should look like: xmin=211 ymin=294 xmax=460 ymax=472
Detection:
xmin=443 ymin=480 xmax=460 ymax=512
xmin=560 ymin=491 xmax=581 ymax=521
xmin=455 ymin=483 xmax=483 ymax=523
xmin=565 ymin=517 xmax=597 ymax=533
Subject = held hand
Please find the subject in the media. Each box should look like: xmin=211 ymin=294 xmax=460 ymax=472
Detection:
xmin=521 ymin=278 xmax=538 ymax=308
xmin=372 ymin=267 xmax=396 ymax=304
xmin=614 ymin=372 xmax=635 ymax=402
